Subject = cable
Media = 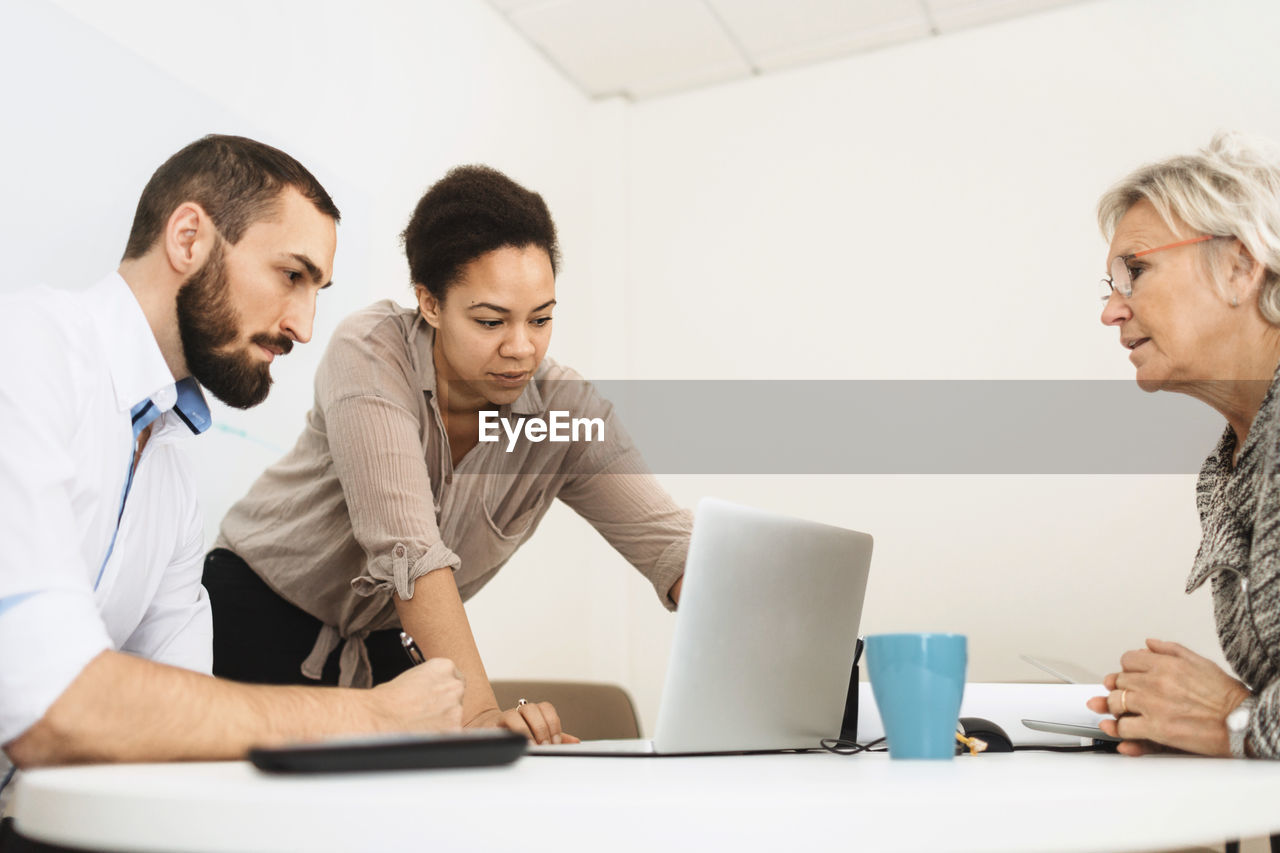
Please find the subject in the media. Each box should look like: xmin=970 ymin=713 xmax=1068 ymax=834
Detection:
xmin=1014 ymin=742 xmax=1118 ymax=753
xmin=818 ymin=738 xmax=1115 ymax=756
xmin=819 ymin=736 xmax=886 ymax=755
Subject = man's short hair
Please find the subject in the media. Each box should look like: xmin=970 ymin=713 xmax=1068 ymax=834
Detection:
xmin=122 ymin=134 xmax=340 ymax=259
xmin=400 ymin=164 xmax=560 ymax=300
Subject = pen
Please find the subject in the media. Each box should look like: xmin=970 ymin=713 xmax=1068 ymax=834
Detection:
xmin=400 ymin=630 xmax=426 ymax=666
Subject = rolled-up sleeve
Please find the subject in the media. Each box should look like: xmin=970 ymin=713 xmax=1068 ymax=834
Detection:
xmin=0 ymin=312 xmax=111 ymax=745
xmin=0 ymin=592 xmax=111 ymax=746
xmin=318 ymin=327 xmax=460 ymax=603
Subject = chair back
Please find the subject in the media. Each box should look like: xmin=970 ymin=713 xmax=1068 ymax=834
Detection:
xmin=490 ymin=680 xmax=641 ymax=740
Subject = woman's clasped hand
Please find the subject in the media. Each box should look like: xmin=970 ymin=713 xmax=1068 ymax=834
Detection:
xmin=1087 ymin=639 xmax=1251 ymax=757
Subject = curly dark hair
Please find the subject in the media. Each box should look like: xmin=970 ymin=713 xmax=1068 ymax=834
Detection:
xmin=123 ymin=134 xmax=339 ymax=260
xmin=400 ymin=165 xmax=560 ymax=300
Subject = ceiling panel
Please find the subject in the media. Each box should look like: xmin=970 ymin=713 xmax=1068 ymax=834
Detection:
xmin=924 ymin=0 xmax=1083 ymax=33
xmin=488 ymin=0 xmax=1094 ymax=100
xmin=507 ymin=0 xmax=753 ymax=99
xmin=487 ymin=0 xmax=543 ymax=11
xmin=708 ymin=0 xmax=932 ymax=71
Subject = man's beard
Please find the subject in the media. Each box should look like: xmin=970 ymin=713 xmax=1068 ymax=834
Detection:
xmin=176 ymin=239 xmax=293 ymax=409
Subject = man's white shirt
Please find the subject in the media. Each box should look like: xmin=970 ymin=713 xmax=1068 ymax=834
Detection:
xmin=0 ymin=273 xmax=214 ymax=757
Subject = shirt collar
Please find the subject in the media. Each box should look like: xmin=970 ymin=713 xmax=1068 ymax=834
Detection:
xmin=84 ymin=272 xmax=212 ymax=436
xmin=171 ymin=377 xmax=213 ymax=435
xmin=1228 ymin=357 xmax=1280 ymax=473
xmin=509 ymin=370 xmax=544 ymax=417
xmin=411 ymin=311 xmax=544 ymax=417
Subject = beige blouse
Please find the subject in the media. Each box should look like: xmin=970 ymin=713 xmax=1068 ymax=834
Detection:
xmin=216 ymin=300 xmax=692 ymax=687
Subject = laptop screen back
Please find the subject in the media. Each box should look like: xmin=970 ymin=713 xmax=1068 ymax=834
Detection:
xmin=652 ymin=498 xmax=873 ymax=753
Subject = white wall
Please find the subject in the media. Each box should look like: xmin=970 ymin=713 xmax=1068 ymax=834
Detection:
xmin=614 ymin=0 xmax=1280 ymax=728
xmin=4 ymin=0 xmax=1278 ymax=737
xmin=0 ymin=0 xmax=638 ymax=711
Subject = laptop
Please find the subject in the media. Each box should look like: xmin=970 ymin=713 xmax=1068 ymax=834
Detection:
xmin=530 ymin=497 xmax=873 ymax=756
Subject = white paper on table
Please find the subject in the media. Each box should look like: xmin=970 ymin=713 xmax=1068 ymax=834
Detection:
xmin=855 ymin=682 xmax=1110 ymax=746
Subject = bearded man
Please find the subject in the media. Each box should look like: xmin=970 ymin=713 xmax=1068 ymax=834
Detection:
xmin=0 ymin=136 xmax=464 ymax=835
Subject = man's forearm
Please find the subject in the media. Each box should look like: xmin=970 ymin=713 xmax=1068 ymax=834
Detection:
xmin=4 ymin=650 xmax=390 ymax=767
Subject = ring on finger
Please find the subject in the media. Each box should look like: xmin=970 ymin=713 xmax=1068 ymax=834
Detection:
xmin=1120 ymin=689 xmax=1129 ymax=715
xmin=517 ymin=698 xmax=528 ymax=707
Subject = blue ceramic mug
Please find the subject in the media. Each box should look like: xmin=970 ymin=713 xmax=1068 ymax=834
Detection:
xmin=866 ymin=633 xmax=967 ymax=760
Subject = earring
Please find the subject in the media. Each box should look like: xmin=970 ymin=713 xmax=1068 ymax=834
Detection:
xmin=1232 ymin=295 xmax=1240 ymax=307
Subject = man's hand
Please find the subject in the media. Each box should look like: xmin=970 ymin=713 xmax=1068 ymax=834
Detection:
xmin=1085 ymin=638 xmax=1251 ymax=757
xmin=6 ymin=651 xmax=470 ymax=769
xmin=373 ymin=658 xmax=466 ymax=732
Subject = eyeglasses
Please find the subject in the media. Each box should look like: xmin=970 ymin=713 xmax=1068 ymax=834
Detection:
xmin=1098 ymin=235 xmax=1219 ymax=301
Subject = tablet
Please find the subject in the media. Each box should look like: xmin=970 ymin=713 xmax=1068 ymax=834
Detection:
xmin=1021 ymin=719 xmax=1122 ymax=743
xmin=249 ymin=729 xmax=527 ymax=774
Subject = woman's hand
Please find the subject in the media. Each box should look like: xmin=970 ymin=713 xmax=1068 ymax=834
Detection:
xmin=467 ymin=701 xmax=581 ymax=745
xmin=1085 ymin=638 xmax=1251 ymax=756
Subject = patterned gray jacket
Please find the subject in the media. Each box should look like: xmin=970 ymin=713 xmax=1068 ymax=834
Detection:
xmin=1189 ymin=371 xmax=1280 ymax=757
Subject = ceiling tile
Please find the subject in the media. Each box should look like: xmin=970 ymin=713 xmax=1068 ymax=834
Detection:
xmin=626 ymin=62 xmax=751 ymax=100
xmin=925 ymin=0 xmax=1083 ymax=33
xmin=708 ymin=0 xmax=931 ymax=71
xmin=490 ymin=0 xmax=1095 ymax=100
xmin=487 ymin=0 xmax=546 ymax=12
xmin=507 ymin=0 xmax=753 ymax=99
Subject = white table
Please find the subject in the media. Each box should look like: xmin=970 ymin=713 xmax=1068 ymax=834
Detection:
xmin=12 ymin=751 xmax=1280 ymax=852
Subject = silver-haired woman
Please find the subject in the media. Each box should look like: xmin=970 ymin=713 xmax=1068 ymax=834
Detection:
xmin=1086 ymin=133 xmax=1280 ymax=758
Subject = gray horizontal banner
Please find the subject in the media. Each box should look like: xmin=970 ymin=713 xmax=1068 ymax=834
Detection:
xmin=469 ymin=380 xmax=1241 ymax=475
